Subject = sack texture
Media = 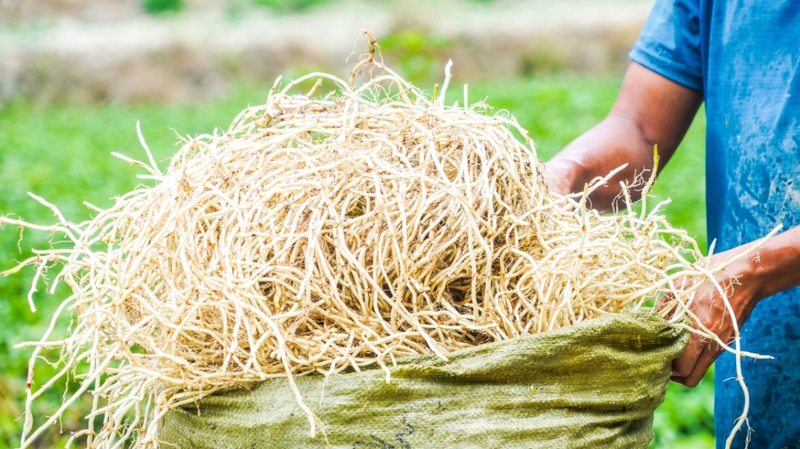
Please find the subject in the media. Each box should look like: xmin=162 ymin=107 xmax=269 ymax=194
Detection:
xmin=160 ymin=312 xmax=688 ymax=449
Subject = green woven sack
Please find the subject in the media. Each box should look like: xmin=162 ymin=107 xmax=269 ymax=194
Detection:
xmin=160 ymin=312 xmax=688 ymax=448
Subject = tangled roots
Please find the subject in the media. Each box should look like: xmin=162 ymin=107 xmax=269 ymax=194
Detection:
xmin=3 ymin=58 xmax=771 ymax=448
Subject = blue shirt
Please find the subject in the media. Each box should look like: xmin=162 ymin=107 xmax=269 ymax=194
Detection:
xmin=630 ymin=1 xmax=800 ymax=447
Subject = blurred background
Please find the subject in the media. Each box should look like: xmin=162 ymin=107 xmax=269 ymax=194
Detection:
xmin=0 ymin=0 xmax=713 ymax=447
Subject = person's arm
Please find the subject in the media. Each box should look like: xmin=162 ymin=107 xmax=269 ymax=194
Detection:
xmin=545 ymin=62 xmax=703 ymax=212
xmin=546 ymin=61 xmax=800 ymax=388
xmin=671 ymin=226 xmax=800 ymax=386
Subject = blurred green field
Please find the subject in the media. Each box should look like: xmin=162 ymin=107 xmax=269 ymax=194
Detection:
xmin=0 ymin=75 xmax=712 ymax=448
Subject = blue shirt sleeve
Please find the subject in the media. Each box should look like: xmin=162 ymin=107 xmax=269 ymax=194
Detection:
xmin=629 ymin=0 xmax=704 ymax=91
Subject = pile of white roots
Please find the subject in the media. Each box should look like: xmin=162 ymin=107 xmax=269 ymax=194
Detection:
xmin=2 ymin=60 xmax=770 ymax=448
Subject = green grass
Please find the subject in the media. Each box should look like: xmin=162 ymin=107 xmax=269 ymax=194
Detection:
xmin=0 ymin=75 xmax=711 ymax=448
xmin=253 ymin=0 xmax=330 ymax=13
xmin=142 ymin=0 xmax=183 ymax=14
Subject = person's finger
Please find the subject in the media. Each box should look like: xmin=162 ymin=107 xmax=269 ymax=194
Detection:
xmin=672 ymin=340 xmax=723 ymax=386
xmin=657 ymin=294 xmax=681 ymax=319
xmin=671 ymin=350 xmax=707 ymax=386
xmin=542 ymin=170 xmax=567 ymax=195
xmin=670 ymin=374 xmax=688 ymax=385
xmin=657 ymin=277 xmax=693 ymax=318
xmin=672 ymin=333 xmax=705 ymax=377
xmin=682 ymin=347 xmax=718 ymax=387
xmin=683 ymin=340 xmax=725 ymax=387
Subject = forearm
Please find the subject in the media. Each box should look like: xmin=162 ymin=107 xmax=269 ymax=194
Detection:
xmin=544 ymin=63 xmax=703 ymax=213
xmin=703 ymin=224 xmax=800 ymax=331
xmin=746 ymin=225 xmax=800 ymax=301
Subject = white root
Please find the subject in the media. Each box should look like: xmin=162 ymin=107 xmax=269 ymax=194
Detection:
xmin=2 ymin=58 xmax=770 ymax=448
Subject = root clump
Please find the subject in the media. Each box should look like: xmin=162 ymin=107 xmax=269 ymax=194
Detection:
xmin=2 ymin=59 xmax=761 ymax=448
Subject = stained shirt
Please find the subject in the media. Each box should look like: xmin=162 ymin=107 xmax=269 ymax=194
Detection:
xmin=629 ymin=0 xmax=800 ymax=447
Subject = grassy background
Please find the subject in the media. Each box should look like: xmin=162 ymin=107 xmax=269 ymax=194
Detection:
xmin=0 ymin=75 xmax=712 ymax=448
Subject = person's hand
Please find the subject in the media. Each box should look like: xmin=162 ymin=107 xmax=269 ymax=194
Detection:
xmin=543 ymin=159 xmax=579 ymax=196
xmin=669 ymin=246 xmax=762 ymax=387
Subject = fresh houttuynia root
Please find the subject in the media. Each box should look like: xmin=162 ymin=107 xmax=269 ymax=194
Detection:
xmin=2 ymin=40 xmax=772 ymax=449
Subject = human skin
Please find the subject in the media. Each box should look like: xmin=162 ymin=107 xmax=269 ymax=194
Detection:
xmin=545 ymin=62 xmax=800 ymax=387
